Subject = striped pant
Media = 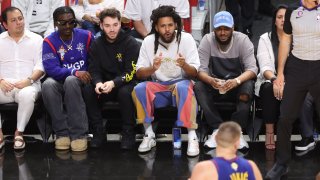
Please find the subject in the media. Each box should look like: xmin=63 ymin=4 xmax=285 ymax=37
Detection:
xmin=132 ymin=79 xmax=198 ymax=129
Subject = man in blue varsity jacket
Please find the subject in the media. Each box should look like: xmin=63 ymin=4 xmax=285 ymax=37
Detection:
xmin=42 ymin=6 xmax=102 ymax=152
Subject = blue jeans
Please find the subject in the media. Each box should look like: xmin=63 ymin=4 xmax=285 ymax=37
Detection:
xmin=42 ymin=77 xmax=95 ymax=140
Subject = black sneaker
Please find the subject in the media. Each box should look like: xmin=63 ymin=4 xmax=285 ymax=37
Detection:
xmin=90 ymin=127 xmax=107 ymax=148
xmin=121 ymin=129 xmax=136 ymax=150
xmin=295 ymin=137 xmax=315 ymax=151
xmin=265 ymin=163 xmax=288 ymax=179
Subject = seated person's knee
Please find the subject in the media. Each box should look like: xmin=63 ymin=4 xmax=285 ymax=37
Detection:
xmin=239 ymin=94 xmax=250 ymax=102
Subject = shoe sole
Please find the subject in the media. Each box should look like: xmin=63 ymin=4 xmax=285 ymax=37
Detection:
xmin=204 ymin=144 xmax=216 ymax=149
xmin=238 ymin=146 xmax=249 ymax=150
xmin=14 ymin=144 xmax=25 ymax=150
xmin=187 ymin=150 xmax=200 ymax=157
xmin=71 ymin=146 xmax=88 ymax=152
xmin=55 ymin=145 xmax=70 ymax=150
xmin=138 ymin=142 xmax=156 ymax=153
xmin=295 ymin=142 xmax=315 ymax=151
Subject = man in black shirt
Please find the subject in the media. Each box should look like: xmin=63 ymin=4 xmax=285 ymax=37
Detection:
xmin=88 ymin=8 xmax=140 ymax=150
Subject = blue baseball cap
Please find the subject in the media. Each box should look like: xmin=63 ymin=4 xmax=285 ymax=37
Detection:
xmin=213 ymin=11 xmax=234 ymax=29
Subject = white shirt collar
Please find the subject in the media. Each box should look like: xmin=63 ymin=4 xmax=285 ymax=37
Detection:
xmin=0 ymin=29 xmax=33 ymax=41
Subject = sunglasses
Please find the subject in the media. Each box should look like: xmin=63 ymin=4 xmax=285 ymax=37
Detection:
xmin=56 ymin=19 xmax=77 ymax=26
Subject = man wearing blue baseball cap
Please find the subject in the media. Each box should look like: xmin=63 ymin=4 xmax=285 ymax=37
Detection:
xmin=194 ymin=11 xmax=258 ymax=151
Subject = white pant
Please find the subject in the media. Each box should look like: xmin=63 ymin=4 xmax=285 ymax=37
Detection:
xmin=0 ymin=83 xmax=40 ymax=132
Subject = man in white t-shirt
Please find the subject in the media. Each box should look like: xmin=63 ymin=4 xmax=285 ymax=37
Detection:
xmin=131 ymin=5 xmax=200 ymax=157
xmin=124 ymin=0 xmax=189 ymax=39
xmin=12 ymin=0 xmax=64 ymax=37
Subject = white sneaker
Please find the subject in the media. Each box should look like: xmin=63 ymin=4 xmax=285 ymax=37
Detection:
xmin=187 ymin=138 xmax=199 ymax=157
xmin=138 ymin=134 xmax=156 ymax=153
xmin=238 ymin=134 xmax=249 ymax=149
xmin=204 ymin=129 xmax=218 ymax=149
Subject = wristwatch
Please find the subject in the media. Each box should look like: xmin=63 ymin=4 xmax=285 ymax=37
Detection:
xmin=27 ymin=77 xmax=34 ymax=84
xmin=235 ymin=77 xmax=241 ymax=85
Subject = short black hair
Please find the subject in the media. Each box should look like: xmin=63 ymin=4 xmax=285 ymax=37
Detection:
xmin=99 ymin=8 xmax=121 ymax=22
xmin=2 ymin=6 xmax=23 ymax=23
xmin=53 ymin=6 xmax=75 ymax=22
xmin=149 ymin=5 xmax=182 ymax=55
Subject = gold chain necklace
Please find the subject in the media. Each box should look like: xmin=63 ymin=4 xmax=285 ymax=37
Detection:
xmin=60 ymin=33 xmax=73 ymax=51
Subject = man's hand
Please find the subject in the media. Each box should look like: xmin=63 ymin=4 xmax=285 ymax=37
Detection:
xmin=0 ymin=79 xmax=15 ymax=92
xmin=273 ymin=74 xmax=285 ymax=100
xmin=219 ymin=79 xmax=238 ymax=93
xmin=210 ymin=77 xmax=222 ymax=89
xmin=14 ymin=79 xmax=31 ymax=89
xmin=101 ymin=81 xmax=115 ymax=94
xmin=152 ymin=52 xmax=162 ymax=71
xmin=95 ymin=82 xmax=104 ymax=95
xmin=176 ymin=53 xmax=186 ymax=68
xmin=76 ymin=71 xmax=92 ymax=84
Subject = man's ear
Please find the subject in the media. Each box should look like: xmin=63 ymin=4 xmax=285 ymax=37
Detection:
xmin=2 ymin=22 xmax=8 ymax=30
xmin=155 ymin=26 xmax=158 ymax=32
xmin=100 ymin=23 xmax=103 ymax=31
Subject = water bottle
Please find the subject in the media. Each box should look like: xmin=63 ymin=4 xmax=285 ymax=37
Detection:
xmin=172 ymin=127 xmax=182 ymax=149
xmin=198 ymin=0 xmax=206 ymax=11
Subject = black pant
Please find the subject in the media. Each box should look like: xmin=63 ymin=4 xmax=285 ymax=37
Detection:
xmin=94 ymin=83 xmax=136 ymax=132
xmin=194 ymin=80 xmax=254 ymax=130
xmin=259 ymin=82 xmax=281 ymax=124
xmin=299 ymin=93 xmax=314 ymax=138
xmin=225 ymin=0 xmax=254 ymax=31
xmin=277 ymin=55 xmax=320 ymax=165
xmin=81 ymin=83 xmax=104 ymax=131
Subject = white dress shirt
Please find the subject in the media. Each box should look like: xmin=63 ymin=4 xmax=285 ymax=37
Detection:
xmin=0 ymin=30 xmax=44 ymax=84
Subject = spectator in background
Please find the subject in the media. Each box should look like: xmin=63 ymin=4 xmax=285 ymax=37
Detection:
xmin=225 ymin=0 xmax=254 ymax=38
xmin=71 ymin=0 xmax=124 ymax=36
xmin=194 ymin=11 xmax=257 ymax=150
xmin=0 ymin=7 xmax=44 ymax=150
xmin=12 ymin=0 xmax=64 ymax=37
xmin=190 ymin=122 xmax=263 ymax=180
xmin=266 ymin=0 xmax=320 ymax=178
xmin=124 ymin=0 xmax=189 ymax=39
xmin=255 ymin=5 xmax=286 ymax=151
xmin=88 ymin=8 xmax=140 ymax=149
xmin=0 ymin=0 xmax=11 ymax=33
xmin=42 ymin=6 xmax=101 ymax=152
xmin=131 ymin=5 xmax=200 ymax=156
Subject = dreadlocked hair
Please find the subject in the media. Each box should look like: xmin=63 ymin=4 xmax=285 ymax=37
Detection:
xmin=149 ymin=5 xmax=182 ymax=55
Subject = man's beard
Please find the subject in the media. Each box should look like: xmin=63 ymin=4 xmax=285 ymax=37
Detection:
xmin=215 ymin=33 xmax=232 ymax=46
xmin=105 ymin=31 xmax=119 ymax=42
xmin=160 ymin=31 xmax=176 ymax=43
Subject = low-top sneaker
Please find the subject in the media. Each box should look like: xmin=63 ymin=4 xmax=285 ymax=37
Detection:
xmin=138 ymin=134 xmax=156 ymax=153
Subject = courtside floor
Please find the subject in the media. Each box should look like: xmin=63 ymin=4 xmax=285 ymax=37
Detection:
xmin=0 ymin=134 xmax=318 ymax=179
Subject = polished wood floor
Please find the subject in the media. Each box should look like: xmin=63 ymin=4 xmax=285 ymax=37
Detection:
xmin=0 ymin=138 xmax=318 ymax=180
